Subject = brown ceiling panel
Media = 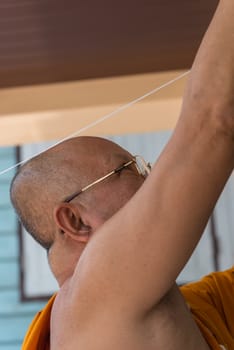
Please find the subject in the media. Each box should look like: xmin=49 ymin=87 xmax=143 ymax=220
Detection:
xmin=0 ymin=0 xmax=218 ymax=88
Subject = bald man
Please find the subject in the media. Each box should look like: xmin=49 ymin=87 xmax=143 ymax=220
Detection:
xmin=10 ymin=1 xmax=234 ymax=349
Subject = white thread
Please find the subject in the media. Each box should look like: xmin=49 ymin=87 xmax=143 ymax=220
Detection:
xmin=0 ymin=70 xmax=190 ymax=176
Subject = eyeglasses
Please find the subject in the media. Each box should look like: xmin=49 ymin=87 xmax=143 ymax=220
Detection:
xmin=63 ymin=155 xmax=151 ymax=203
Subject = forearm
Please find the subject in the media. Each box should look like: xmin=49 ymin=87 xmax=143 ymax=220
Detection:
xmin=182 ymin=0 xmax=234 ymax=126
xmin=150 ymin=0 xmax=234 ymax=297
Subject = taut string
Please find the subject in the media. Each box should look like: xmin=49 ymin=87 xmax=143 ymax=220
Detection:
xmin=0 ymin=70 xmax=190 ymax=176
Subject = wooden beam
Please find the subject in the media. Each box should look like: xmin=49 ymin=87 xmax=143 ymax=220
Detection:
xmin=0 ymin=70 xmax=187 ymax=146
xmin=0 ymin=1 xmax=217 ymax=88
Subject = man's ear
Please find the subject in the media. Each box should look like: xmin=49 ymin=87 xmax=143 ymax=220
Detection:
xmin=53 ymin=203 xmax=91 ymax=243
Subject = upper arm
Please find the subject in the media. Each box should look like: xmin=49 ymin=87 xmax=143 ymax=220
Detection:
xmin=73 ymin=116 xmax=234 ymax=319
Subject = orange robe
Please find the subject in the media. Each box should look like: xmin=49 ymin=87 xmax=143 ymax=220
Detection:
xmin=22 ymin=269 xmax=234 ymax=350
xmin=180 ymin=268 xmax=234 ymax=350
xmin=21 ymin=294 xmax=56 ymax=350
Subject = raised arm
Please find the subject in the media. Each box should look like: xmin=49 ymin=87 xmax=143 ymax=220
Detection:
xmin=71 ymin=0 xmax=234 ymax=320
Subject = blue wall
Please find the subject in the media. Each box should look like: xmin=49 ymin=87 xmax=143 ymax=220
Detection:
xmin=0 ymin=147 xmax=46 ymax=350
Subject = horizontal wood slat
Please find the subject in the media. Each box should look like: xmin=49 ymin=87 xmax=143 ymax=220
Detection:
xmin=0 ymin=261 xmax=18 ymax=288
xmin=0 ymin=315 xmax=34 ymax=342
xmin=0 ymin=0 xmax=218 ymax=88
xmin=0 ymin=235 xmax=18 ymax=259
xmin=0 ymin=209 xmax=17 ymax=232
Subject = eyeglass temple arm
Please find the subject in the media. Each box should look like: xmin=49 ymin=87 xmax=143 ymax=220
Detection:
xmin=64 ymin=159 xmax=135 ymax=203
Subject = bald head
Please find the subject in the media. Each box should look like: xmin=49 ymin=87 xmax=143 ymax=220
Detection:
xmin=10 ymin=136 xmax=133 ymax=250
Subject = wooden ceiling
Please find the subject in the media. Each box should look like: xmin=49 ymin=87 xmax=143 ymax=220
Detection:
xmin=0 ymin=0 xmax=218 ymax=89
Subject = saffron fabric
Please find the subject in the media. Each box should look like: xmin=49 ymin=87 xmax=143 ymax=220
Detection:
xmin=181 ymin=268 xmax=234 ymax=350
xmin=21 ymin=294 xmax=56 ymax=350
xmin=22 ymin=269 xmax=234 ymax=350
